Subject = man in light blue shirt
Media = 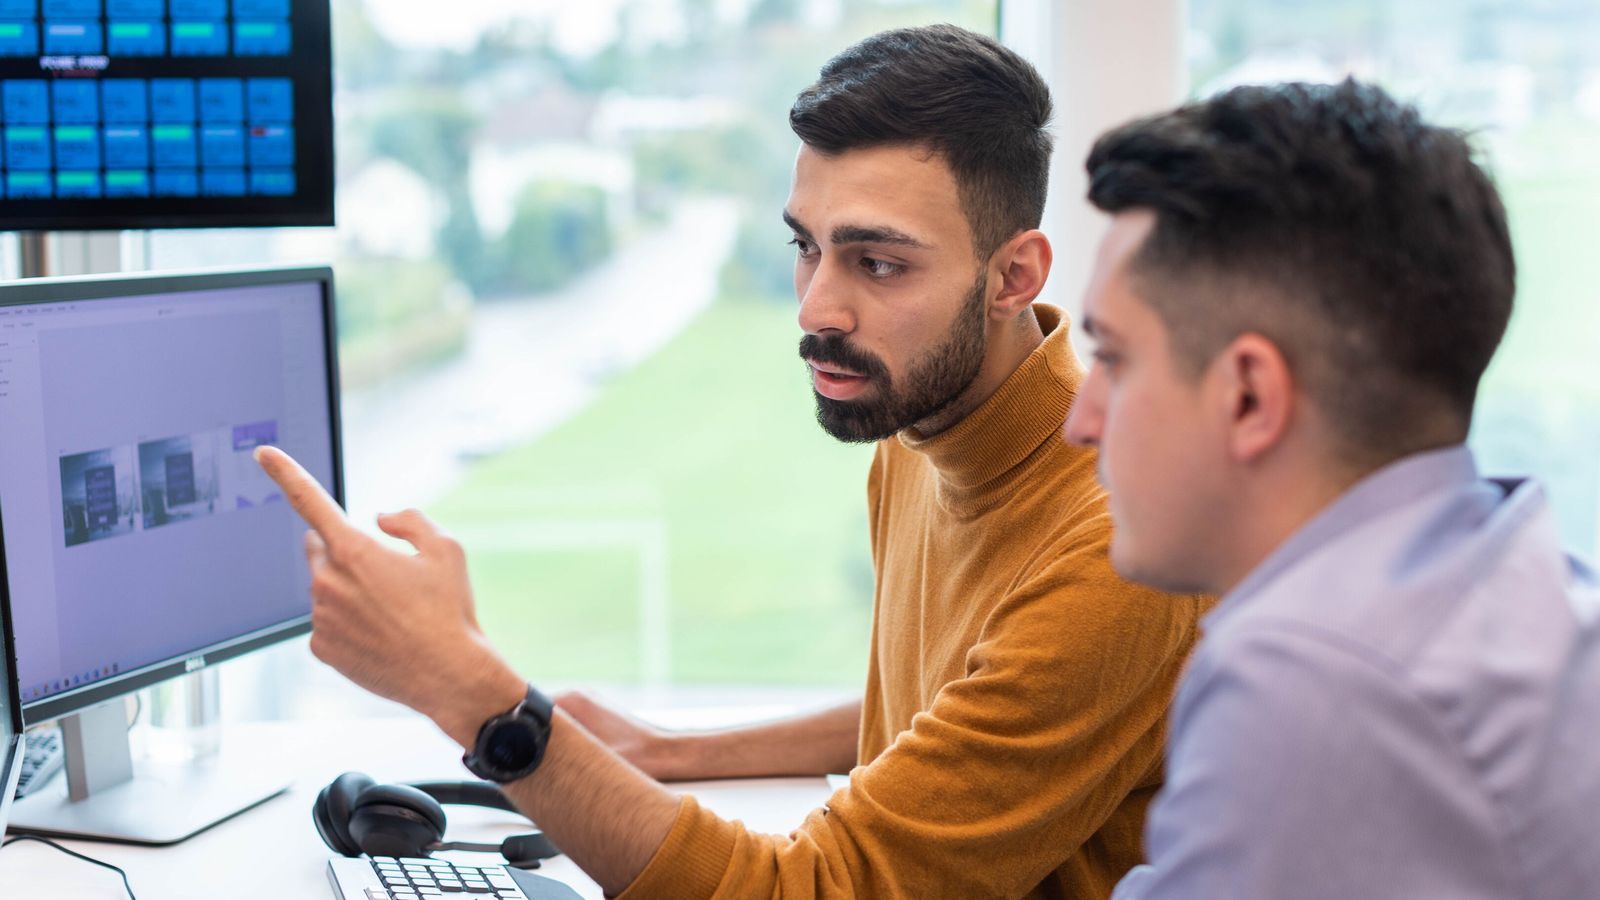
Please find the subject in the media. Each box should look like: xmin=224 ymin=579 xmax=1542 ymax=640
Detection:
xmin=1065 ymin=79 xmax=1600 ymax=898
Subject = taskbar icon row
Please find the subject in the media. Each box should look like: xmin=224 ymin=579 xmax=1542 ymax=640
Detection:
xmin=27 ymin=660 xmax=121 ymax=701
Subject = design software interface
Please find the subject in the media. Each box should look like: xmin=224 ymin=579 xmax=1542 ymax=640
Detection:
xmin=0 ymin=277 xmax=336 ymax=704
xmin=0 ymin=0 xmax=330 ymax=225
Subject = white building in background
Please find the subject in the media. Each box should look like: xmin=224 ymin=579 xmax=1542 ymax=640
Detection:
xmin=330 ymin=158 xmax=445 ymax=259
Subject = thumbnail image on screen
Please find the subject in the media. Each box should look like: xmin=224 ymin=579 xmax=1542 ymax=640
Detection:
xmin=59 ymin=444 xmax=136 ymax=546
xmin=59 ymin=417 xmax=281 ymax=547
xmin=0 ymin=0 xmax=331 ymax=229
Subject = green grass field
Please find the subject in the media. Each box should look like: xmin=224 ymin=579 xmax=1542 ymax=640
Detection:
xmin=427 ymin=297 xmax=877 ymax=686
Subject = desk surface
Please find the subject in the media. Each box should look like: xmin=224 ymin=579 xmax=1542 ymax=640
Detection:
xmin=0 ymin=716 xmax=832 ymax=899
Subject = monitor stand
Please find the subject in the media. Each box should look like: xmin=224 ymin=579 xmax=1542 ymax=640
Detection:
xmin=8 ymin=688 xmax=290 ymax=844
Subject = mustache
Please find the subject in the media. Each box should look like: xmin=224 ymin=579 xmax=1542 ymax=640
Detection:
xmin=798 ymin=333 xmax=890 ymax=382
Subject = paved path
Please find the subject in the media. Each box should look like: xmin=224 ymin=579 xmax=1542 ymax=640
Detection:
xmin=339 ymin=197 xmax=741 ymax=524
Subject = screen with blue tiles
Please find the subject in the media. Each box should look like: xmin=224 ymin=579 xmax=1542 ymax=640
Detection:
xmin=0 ymin=0 xmax=329 ymax=228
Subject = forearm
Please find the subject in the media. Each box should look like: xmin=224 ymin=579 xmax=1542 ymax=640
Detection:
xmin=649 ymin=698 xmax=862 ymax=781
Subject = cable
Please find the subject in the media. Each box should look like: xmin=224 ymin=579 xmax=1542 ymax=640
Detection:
xmin=1 ymin=834 xmax=138 ymax=899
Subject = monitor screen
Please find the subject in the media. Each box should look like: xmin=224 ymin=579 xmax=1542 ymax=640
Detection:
xmin=0 ymin=266 xmax=341 ymax=723
xmin=0 ymin=0 xmax=333 ymax=229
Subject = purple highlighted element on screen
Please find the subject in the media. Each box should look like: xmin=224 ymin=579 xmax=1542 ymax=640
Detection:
xmin=107 ymin=0 xmax=163 ymax=16
xmin=200 ymin=124 xmax=241 ymax=165
xmin=60 ymin=445 xmax=137 ymax=547
xmin=231 ymin=420 xmax=277 ymax=451
xmin=224 ymin=419 xmax=284 ymax=508
xmin=101 ymin=79 xmax=147 ymax=123
xmin=246 ymin=77 xmax=291 ymax=124
xmin=53 ymin=125 xmax=98 ymax=169
xmin=199 ymin=78 xmax=242 ymax=122
xmin=0 ymin=0 xmax=35 ymax=17
xmin=4 ymin=80 xmax=49 ymax=125
xmin=167 ymin=0 xmax=219 ymax=15
xmin=104 ymin=168 xmax=149 ymax=196
xmin=233 ymin=19 xmax=286 ymax=55
xmin=247 ymin=124 xmax=290 ymax=166
xmin=249 ymin=167 xmax=292 ymax=196
xmin=43 ymin=0 xmax=96 ymax=15
xmin=151 ymin=123 xmax=195 ymax=166
xmin=103 ymin=126 xmax=147 ymax=167
xmin=170 ymin=19 xmax=225 ymax=55
xmin=108 ymin=19 xmax=163 ymax=55
xmin=200 ymin=166 xmax=243 ymax=196
xmin=51 ymin=80 xmax=97 ymax=124
xmin=153 ymin=166 xmax=196 ymax=195
xmin=5 ymin=125 xmax=50 ymax=169
xmin=0 ymin=21 xmax=40 ymax=57
xmin=6 ymin=171 xmax=50 ymax=197
xmin=44 ymin=20 xmax=101 ymax=54
xmin=56 ymin=170 xmax=99 ymax=197
xmin=151 ymin=78 xmax=195 ymax=122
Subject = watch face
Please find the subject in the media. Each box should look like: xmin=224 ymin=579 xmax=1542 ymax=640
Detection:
xmin=486 ymin=721 xmax=541 ymax=773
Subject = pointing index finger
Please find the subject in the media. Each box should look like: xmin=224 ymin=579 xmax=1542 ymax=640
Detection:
xmin=254 ymin=445 xmax=354 ymax=543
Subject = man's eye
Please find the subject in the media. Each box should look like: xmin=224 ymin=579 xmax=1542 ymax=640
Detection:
xmin=861 ymin=257 xmax=904 ymax=278
xmin=788 ymin=237 xmax=816 ymax=258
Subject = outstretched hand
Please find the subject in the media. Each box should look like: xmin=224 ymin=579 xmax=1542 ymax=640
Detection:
xmin=254 ymin=445 xmax=524 ymax=744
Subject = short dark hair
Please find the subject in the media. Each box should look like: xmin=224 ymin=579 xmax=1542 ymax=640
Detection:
xmin=791 ymin=24 xmax=1053 ymax=261
xmin=1086 ymin=79 xmax=1515 ymax=461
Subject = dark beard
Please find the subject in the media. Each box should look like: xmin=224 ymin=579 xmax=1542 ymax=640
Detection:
xmin=799 ymin=272 xmax=988 ymax=443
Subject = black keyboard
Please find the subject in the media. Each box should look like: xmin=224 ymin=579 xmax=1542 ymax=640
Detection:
xmin=328 ymin=856 xmax=537 ymax=899
xmin=14 ymin=730 xmax=63 ymax=799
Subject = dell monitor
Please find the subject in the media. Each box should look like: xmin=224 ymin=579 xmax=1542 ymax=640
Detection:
xmin=0 ymin=264 xmax=341 ymax=843
xmin=0 ymin=0 xmax=334 ymax=229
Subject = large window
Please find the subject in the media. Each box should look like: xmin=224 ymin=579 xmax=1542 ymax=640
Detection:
xmin=1189 ymin=0 xmax=1600 ymax=559
xmin=156 ymin=1 xmax=999 ymax=715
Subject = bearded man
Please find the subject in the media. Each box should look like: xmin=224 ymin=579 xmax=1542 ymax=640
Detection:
xmin=260 ymin=25 xmax=1209 ymax=899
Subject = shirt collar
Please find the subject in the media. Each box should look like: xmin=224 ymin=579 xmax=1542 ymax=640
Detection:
xmin=1211 ymin=444 xmax=1481 ymax=627
xmin=894 ymin=304 xmax=1083 ymax=505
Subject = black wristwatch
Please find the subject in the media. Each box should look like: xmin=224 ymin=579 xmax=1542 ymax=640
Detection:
xmin=461 ymin=684 xmax=554 ymax=784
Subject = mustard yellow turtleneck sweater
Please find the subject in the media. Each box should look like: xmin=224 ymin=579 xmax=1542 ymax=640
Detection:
xmin=618 ymin=305 xmax=1211 ymax=900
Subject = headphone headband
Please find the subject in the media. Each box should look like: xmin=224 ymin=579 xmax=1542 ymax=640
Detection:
xmin=409 ymin=780 xmax=520 ymax=814
xmin=313 ymin=772 xmax=559 ymax=868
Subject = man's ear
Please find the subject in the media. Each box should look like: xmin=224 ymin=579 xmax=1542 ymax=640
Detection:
xmin=988 ymin=229 xmax=1052 ymax=318
xmin=1211 ymin=333 xmax=1294 ymax=463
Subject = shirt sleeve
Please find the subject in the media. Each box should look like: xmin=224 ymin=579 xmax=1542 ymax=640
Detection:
xmin=1112 ymin=622 xmax=1513 ymax=900
xmin=616 ymin=518 xmax=1202 ymax=900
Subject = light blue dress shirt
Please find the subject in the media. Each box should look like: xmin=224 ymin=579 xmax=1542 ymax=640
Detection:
xmin=1114 ymin=446 xmax=1600 ymax=899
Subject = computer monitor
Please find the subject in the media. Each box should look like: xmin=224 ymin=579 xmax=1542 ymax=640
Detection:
xmin=0 ymin=0 xmax=334 ymax=229
xmin=0 ymin=264 xmax=341 ymax=843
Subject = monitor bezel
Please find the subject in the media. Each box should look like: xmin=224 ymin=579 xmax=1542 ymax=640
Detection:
xmin=0 ymin=483 xmax=23 ymax=826
xmin=0 ymin=264 xmax=344 ymax=725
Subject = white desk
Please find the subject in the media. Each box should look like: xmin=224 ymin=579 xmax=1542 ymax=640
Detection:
xmin=0 ymin=716 xmax=833 ymax=899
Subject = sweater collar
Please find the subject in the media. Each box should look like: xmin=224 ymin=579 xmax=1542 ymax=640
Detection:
xmin=895 ymin=304 xmax=1081 ymax=496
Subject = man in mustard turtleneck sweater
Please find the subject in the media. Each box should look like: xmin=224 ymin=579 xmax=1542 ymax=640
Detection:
xmin=256 ymin=24 xmax=1211 ymax=900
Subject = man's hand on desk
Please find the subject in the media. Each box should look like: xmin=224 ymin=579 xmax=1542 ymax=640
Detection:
xmin=252 ymin=445 xmax=526 ymax=748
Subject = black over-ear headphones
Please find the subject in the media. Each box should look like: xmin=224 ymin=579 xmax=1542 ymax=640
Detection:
xmin=314 ymin=772 xmax=561 ymax=868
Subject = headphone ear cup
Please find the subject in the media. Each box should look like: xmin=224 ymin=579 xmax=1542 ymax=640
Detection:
xmin=348 ymin=783 xmax=449 ymax=859
xmin=314 ymin=771 xmax=376 ymax=857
